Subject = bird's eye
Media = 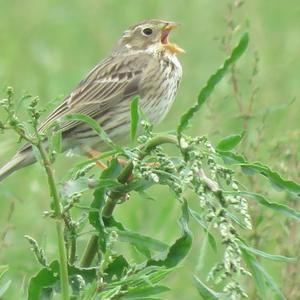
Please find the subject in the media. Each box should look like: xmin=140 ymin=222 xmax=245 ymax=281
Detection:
xmin=142 ymin=28 xmax=153 ymax=36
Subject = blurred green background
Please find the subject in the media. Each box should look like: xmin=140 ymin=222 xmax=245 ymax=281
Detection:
xmin=0 ymin=0 xmax=300 ymax=299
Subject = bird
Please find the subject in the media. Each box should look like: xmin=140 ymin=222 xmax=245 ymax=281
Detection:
xmin=0 ymin=19 xmax=184 ymax=181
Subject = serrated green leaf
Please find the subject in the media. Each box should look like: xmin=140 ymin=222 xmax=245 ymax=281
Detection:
xmin=177 ymin=33 xmax=249 ymax=135
xmin=147 ymin=200 xmax=192 ymax=268
xmin=226 ymin=191 xmax=300 ymax=222
xmin=241 ymin=162 xmax=300 ymax=194
xmin=130 ymin=96 xmax=140 ymax=141
xmin=28 ymin=268 xmax=57 ymax=300
xmin=216 ymin=132 xmax=244 ymax=151
xmin=104 ymin=255 xmax=129 ymax=282
xmin=28 ymin=261 xmax=96 ymax=300
xmin=121 ymin=285 xmax=170 ymax=299
xmin=219 ymin=151 xmax=300 ymax=195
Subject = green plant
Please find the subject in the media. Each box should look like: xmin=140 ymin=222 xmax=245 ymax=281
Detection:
xmin=1 ymin=32 xmax=300 ymax=300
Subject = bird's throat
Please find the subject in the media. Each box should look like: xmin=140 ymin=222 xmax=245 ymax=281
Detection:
xmin=163 ymin=43 xmax=185 ymax=55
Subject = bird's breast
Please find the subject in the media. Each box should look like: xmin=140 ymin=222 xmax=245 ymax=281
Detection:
xmin=140 ymin=54 xmax=182 ymax=124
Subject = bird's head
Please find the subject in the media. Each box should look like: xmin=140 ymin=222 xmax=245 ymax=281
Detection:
xmin=117 ymin=19 xmax=185 ymax=55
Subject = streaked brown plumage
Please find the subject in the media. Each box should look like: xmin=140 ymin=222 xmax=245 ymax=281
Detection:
xmin=0 ymin=19 xmax=183 ymax=181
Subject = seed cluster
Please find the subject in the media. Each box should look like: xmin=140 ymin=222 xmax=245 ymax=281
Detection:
xmin=129 ymin=124 xmax=252 ymax=299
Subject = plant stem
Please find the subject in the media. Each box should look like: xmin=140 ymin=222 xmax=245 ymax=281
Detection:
xmin=141 ymin=135 xmax=177 ymax=155
xmin=63 ymin=213 xmax=77 ymax=265
xmin=80 ymin=134 xmax=178 ymax=268
xmin=80 ymin=235 xmax=99 ymax=267
xmin=37 ymin=143 xmax=70 ymax=300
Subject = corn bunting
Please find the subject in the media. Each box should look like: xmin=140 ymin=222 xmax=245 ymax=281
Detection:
xmin=0 ymin=19 xmax=184 ymax=181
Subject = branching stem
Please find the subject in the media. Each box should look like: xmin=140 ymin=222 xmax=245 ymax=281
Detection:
xmin=80 ymin=134 xmax=178 ymax=267
xmin=36 ymin=142 xmax=70 ymax=300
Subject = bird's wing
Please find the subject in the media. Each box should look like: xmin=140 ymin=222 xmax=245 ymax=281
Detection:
xmin=38 ymin=52 xmax=151 ymax=134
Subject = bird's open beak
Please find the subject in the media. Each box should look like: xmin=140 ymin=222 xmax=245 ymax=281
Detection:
xmin=161 ymin=23 xmax=185 ymax=55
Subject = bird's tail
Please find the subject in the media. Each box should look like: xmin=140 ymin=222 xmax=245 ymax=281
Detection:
xmin=0 ymin=150 xmax=36 ymax=182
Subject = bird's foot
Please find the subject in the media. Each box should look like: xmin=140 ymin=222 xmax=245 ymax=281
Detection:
xmin=86 ymin=149 xmax=130 ymax=170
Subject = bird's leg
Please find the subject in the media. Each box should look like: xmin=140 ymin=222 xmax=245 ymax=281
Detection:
xmin=86 ymin=149 xmax=159 ymax=181
xmin=86 ymin=149 xmax=131 ymax=203
xmin=86 ymin=149 xmax=108 ymax=169
xmin=86 ymin=149 xmax=129 ymax=169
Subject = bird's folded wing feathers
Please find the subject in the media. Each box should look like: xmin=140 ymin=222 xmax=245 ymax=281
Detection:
xmin=37 ymin=52 xmax=151 ymax=135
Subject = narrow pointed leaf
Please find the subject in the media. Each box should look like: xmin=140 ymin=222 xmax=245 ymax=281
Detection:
xmin=216 ymin=132 xmax=244 ymax=151
xmin=114 ymin=229 xmax=169 ymax=252
xmin=226 ymin=191 xmax=300 ymax=222
xmin=242 ymin=249 xmax=286 ymax=300
xmin=177 ymin=33 xmax=249 ymax=135
xmin=63 ymin=113 xmax=116 ymax=148
xmin=242 ymin=249 xmax=268 ymax=299
xmin=219 ymin=151 xmax=300 ymax=195
xmin=240 ymin=243 xmax=295 ymax=262
xmin=121 ymin=285 xmax=170 ymax=299
xmin=189 ymin=209 xmax=217 ymax=253
xmin=193 ymin=276 xmax=225 ymax=300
